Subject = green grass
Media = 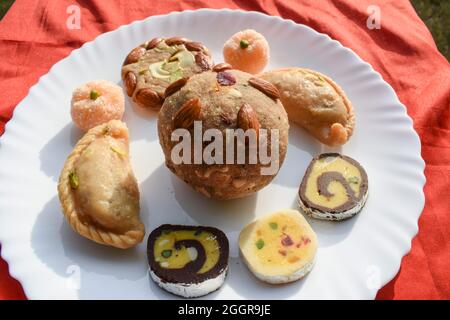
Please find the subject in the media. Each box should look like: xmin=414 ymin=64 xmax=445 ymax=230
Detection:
xmin=411 ymin=0 xmax=450 ymax=60
xmin=0 ymin=0 xmax=14 ymax=20
xmin=0 ymin=1 xmax=448 ymax=60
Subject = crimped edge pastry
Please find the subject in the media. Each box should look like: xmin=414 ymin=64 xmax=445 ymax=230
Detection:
xmin=261 ymin=67 xmax=355 ymax=146
xmin=58 ymin=120 xmax=144 ymax=249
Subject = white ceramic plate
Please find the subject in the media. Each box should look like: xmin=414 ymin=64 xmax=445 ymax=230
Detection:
xmin=0 ymin=9 xmax=425 ymax=299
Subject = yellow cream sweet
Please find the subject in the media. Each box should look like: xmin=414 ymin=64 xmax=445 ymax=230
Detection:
xmin=154 ymin=230 xmax=220 ymax=274
xmin=239 ymin=210 xmax=317 ymax=282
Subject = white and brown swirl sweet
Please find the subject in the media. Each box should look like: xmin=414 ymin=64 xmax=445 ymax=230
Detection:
xmin=147 ymin=224 xmax=229 ymax=298
xmin=121 ymin=37 xmax=213 ymax=110
xmin=298 ymin=153 xmax=368 ymax=221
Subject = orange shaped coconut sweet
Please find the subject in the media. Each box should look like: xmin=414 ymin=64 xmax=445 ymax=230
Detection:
xmin=261 ymin=68 xmax=355 ymax=146
xmin=58 ymin=120 xmax=145 ymax=249
xmin=223 ymin=29 xmax=270 ymax=74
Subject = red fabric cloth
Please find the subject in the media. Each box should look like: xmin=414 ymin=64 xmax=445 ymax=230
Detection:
xmin=0 ymin=0 xmax=449 ymax=300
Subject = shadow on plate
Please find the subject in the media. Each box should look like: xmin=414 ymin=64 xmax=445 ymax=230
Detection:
xmin=31 ymin=196 xmax=149 ymax=299
xmin=289 ymin=197 xmax=358 ymax=247
xmin=225 ymin=257 xmax=308 ymax=299
xmin=39 ymin=123 xmax=82 ymax=182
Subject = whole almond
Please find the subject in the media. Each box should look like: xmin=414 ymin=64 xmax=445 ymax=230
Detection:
xmin=248 ymin=77 xmax=280 ymax=100
xmin=124 ymin=72 xmax=137 ymax=97
xmin=135 ymin=88 xmax=162 ymax=109
xmin=212 ymin=63 xmax=233 ymax=73
xmin=237 ymin=103 xmax=260 ymax=135
xmin=164 ymin=77 xmax=188 ymax=98
xmin=123 ymin=47 xmax=146 ymax=66
xmin=173 ymin=98 xmax=202 ymax=129
xmin=195 ymin=53 xmax=212 ymax=71
xmin=185 ymin=41 xmax=206 ymax=52
xmin=165 ymin=37 xmax=188 ymax=46
xmin=146 ymin=37 xmax=163 ymax=50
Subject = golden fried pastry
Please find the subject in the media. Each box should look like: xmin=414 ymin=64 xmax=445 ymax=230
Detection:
xmin=58 ymin=120 xmax=145 ymax=249
xmin=260 ymin=68 xmax=355 ymax=146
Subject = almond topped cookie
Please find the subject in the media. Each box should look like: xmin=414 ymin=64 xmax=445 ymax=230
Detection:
xmin=157 ymin=68 xmax=289 ymax=200
xmin=58 ymin=120 xmax=145 ymax=249
xmin=121 ymin=37 xmax=213 ymax=110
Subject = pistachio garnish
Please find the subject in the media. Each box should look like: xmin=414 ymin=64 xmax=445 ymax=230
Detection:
xmin=240 ymin=39 xmax=249 ymax=49
xmin=68 ymin=172 xmax=79 ymax=190
xmin=256 ymin=239 xmax=265 ymax=250
xmin=89 ymin=89 xmax=100 ymax=100
xmin=110 ymin=145 xmax=127 ymax=156
xmin=161 ymin=250 xmax=172 ymax=258
xmin=348 ymin=176 xmax=359 ymax=184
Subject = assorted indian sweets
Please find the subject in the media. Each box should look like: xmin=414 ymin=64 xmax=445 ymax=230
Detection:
xmin=58 ymin=29 xmax=369 ymax=297
xmin=147 ymin=225 xmax=229 ymax=298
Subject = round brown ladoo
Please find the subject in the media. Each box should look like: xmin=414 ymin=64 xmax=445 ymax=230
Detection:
xmin=158 ymin=65 xmax=289 ymax=200
xmin=121 ymin=37 xmax=213 ymax=110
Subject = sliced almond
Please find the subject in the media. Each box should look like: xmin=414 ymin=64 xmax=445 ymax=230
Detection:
xmin=135 ymin=88 xmax=162 ymax=109
xmin=248 ymin=77 xmax=280 ymax=100
xmin=123 ymin=47 xmax=146 ymax=66
xmin=146 ymin=37 xmax=163 ymax=50
xmin=164 ymin=77 xmax=188 ymax=98
xmin=172 ymin=98 xmax=202 ymax=130
xmin=195 ymin=53 xmax=211 ymax=71
xmin=237 ymin=103 xmax=260 ymax=135
xmin=212 ymin=63 xmax=233 ymax=72
xmin=165 ymin=37 xmax=188 ymax=46
xmin=124 ymin=72 xmax=137 ymax=97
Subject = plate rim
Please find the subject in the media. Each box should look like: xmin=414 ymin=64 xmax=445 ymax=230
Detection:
xmin=0 ymin=8 xmax=426 ymax=299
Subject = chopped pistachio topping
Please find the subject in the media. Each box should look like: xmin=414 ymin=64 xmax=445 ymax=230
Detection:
xmin=348 ymin=176 xmax=359 ymax=184
xmin=90 ymin=89 xmax=100 ymax=100
xmin=110 ymin=145 xmax=127 ymax=156
xmin=68 ymin=172 xmax=79 ymax=190
xmin=161 ymin=250 xmax=172 ymax=258
xmin=256 ymin=239 xmax=265 ymax=250
xmin=240 ymin=39 xmax=249 ymax=49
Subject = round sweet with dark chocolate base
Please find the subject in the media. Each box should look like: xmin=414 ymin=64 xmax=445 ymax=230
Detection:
xmin=298 ymin=153 xmax=369 ymax=221
xmin=147 ymin=224 xmax=229 ymax=298
xmin=121 ymin=37 xmax=213 ymax=110
xmin=157 ymin=69 xmax=289 ymax=200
